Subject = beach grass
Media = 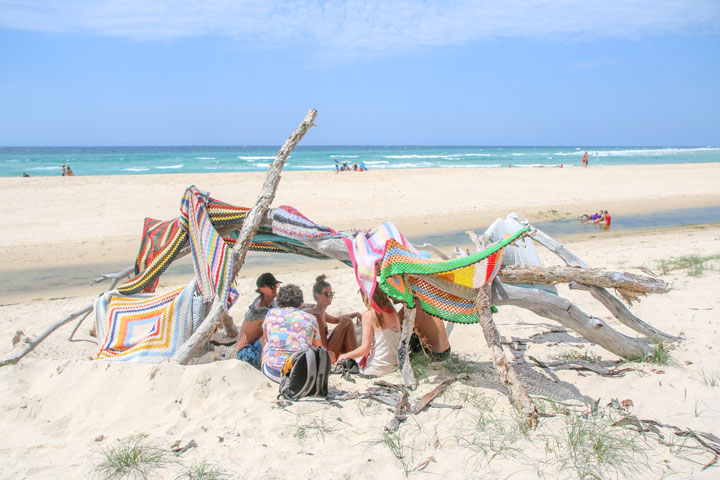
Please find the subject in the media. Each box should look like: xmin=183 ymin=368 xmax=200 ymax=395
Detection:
xmin=93 ymin=437 xmax=172 ymax=479
xmin=292 ymin=412 xmax=337 ymax=441
xmin=557 ymin=350 xmax=601 ymax=364
xmin=657 ymin=254 xmax=720 ymax=276
xmin=626 ymin=342 xmax=672 ymax=365
xmin=174 ymin=460 xmax=233 ymax=480
xmin=539 ymin=408 xmax=652 ymax=479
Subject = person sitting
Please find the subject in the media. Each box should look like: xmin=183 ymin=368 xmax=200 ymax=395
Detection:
xmin=261 ymin=284 xmax=321 ymax=383
xmin=236 ymin=272 xmax=281 ymax=369
xmin=400 ymin=306 xmax=451 ymax=361
xmin=337 ymin=288 xmax=402 ymax=377
xmin=581 ymin=209 xmax=603 ymax=224
xmin=303 ymin=275 xmax=360 ymax=362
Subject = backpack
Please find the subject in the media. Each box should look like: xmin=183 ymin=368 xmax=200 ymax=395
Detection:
xmin=279 ymin=346 xmax=331 ymax=400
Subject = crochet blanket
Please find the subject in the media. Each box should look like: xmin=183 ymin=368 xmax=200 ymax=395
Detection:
xmin=378 ymin=227 xmax=530 ymax=323
xmin=179 ymin=186 xmax=234 ymax=308
xmin=119 ymin=187 xmax=249 ymax=298
xmin=94 ymin=280 xmax=207 ymax=363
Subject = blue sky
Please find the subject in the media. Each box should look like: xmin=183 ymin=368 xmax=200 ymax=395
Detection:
xmin=1 ymin=1 xmax=719 ymax=146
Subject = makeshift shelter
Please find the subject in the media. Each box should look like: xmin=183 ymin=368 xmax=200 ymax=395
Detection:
xmin=1 ymin=109 xmax=673 ymax=428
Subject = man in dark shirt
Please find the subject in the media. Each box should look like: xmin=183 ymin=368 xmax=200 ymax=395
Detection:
xmin=236 ymin=272 xmax=281 ymax=369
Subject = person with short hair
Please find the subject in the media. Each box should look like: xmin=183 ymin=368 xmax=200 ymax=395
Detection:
xmin=236 ymin=272 xmax=281 ymax=369
xmin=261 ymin=284 xmax=321 ymax=382
xmin=303 ymin=275 xmax=359 ymax=362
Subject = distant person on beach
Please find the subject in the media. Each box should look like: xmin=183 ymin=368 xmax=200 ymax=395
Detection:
xmin=582 ymin=151 xmax=588 ymax=168
xmin=342 ymin=161 xmax=349 ymax=171
xmin=236 ymin=272 xmax=281 ymax=369
xmin=580 ymin=209 xmax=603 ymax=223
xmin=22 ymin=172 xmax=30 ymax=177
xmin=61 ymin=164 xmax=66 ymax=176
xmin=600 ymin=210 xmax=611 ymax=227
xmin=302 ymin=275 xmax=360 ymax=362
xmin=334 ymin=157 xmax=339 ymax=173
xmin=261 ymin=284 xmax=321 ymax=383
xmin=66 ymin=165 xmax=75 ymax=176
xmin=360 ymin=162 xmax=367 ymax=171
xmin=352 ymin=162 xmax=358 ymax=171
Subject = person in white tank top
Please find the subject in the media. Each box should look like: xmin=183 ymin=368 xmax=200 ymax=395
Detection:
xmin=337 ymin=288 xmax=402 ymax=377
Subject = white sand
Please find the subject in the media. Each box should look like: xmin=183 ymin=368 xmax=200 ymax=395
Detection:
xmin=1 ymin=165 xmax=720 ymax=478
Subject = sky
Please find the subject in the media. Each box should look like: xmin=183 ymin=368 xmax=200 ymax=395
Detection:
xmin=1 ymin=1 xmax=719 ymax=147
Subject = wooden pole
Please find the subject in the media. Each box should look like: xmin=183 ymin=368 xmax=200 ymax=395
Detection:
xmin=475 ymin=285 xmax=538 ymax=429
xmin=173 ymin=109 xmax=317 ymax=364
xmin=398 ymin=299 xmax=418 ymax=390
xmin=466 ymin=231 xmax=538 ymax=428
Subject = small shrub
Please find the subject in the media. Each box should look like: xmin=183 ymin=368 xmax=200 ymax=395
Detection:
xmin=94 ymin=438 xmax=171 ymax=480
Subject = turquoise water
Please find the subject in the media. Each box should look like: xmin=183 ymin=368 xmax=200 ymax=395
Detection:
xmin=1 ymin=145 xmax=719 ymax=177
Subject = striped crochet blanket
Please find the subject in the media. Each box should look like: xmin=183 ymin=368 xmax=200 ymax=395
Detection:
xmin=348 ymin=226 xmax=529 ymax=324
xmin=94 ymin=280 xmax=207 ymax=363
xmin=119 ymin=187 xmax=249 ymax=298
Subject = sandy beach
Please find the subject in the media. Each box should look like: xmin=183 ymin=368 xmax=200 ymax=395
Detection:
xmin=2 ymin=164 xmax=720 ymax=478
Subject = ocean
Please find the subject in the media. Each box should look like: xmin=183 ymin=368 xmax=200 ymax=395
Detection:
xmin=1 ymin=145 xmax=719 ymax=177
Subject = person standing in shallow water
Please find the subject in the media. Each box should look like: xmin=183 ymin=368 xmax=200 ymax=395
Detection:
xmin=236 ymin=272 xmax=281 ymax=369
xmin=582 ymin=151 xmax=589 ymax=168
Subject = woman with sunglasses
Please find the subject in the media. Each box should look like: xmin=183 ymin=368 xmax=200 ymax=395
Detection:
xmin=303 ymin=275 xmax=360 ymax=362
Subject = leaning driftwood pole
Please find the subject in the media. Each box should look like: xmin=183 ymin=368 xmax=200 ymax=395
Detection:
xmin=466 ymin=231 xmax=538 ymax=428
xmin=173 ymin=109 xmax=317 ymax=364
xmin=529 ymin=227 xmax=678 ymax=343
xmin=1 ymin=304 xmax=94 ymax=367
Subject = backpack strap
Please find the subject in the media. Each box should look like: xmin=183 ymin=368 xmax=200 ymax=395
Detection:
xmin=315 ymin=347 xmax=329 ymax=397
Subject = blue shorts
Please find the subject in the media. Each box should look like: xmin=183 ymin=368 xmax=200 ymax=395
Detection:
xmin=236 ymin=339 xmax=262 ymax=370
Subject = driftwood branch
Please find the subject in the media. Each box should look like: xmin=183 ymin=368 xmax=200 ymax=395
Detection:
xmin=499 ymin=265 xmax=669 ymax=295
xmin=568 ymin=282 xmax=679 ymax=343
xmin=529 ymin=227 xmax=678 ymax=342
xmin=398 ymin=300 xmax=418 ymax=390
xmin=1 ymin=304 xmax=94 ymax=367
xmin=492 ymin=280 xmax=652 ymax=359
xmin=90 ymin=266 xmax=135 ymax=289
xmin=173 ymin=109 xmax=317 ymax=364
xmin=467 ymin=231 xmax=538 ymax=429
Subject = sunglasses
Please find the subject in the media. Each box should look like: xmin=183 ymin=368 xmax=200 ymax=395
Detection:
xmin=263 ymin=284 xmax=279 ymax=290
xmin=322 ymin=292 xmax=334 ymax=297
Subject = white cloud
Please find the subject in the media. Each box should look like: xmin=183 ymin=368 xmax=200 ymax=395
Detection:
xmin=1 ymin=0 xmax=718 ymax=50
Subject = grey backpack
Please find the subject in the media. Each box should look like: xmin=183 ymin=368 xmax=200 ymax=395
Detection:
xmin=278 ymin=347 xmax=331 ymax=400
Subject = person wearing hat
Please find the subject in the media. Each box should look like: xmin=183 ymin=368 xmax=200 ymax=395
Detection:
xmin=236 ymin=272 xmax=281 ymax=369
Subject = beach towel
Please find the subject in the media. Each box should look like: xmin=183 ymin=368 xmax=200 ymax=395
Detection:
xmin=94 ymin=279 xmax=207 ymax=363
xmin=377 ymin=227 xmax=530 ymax=324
